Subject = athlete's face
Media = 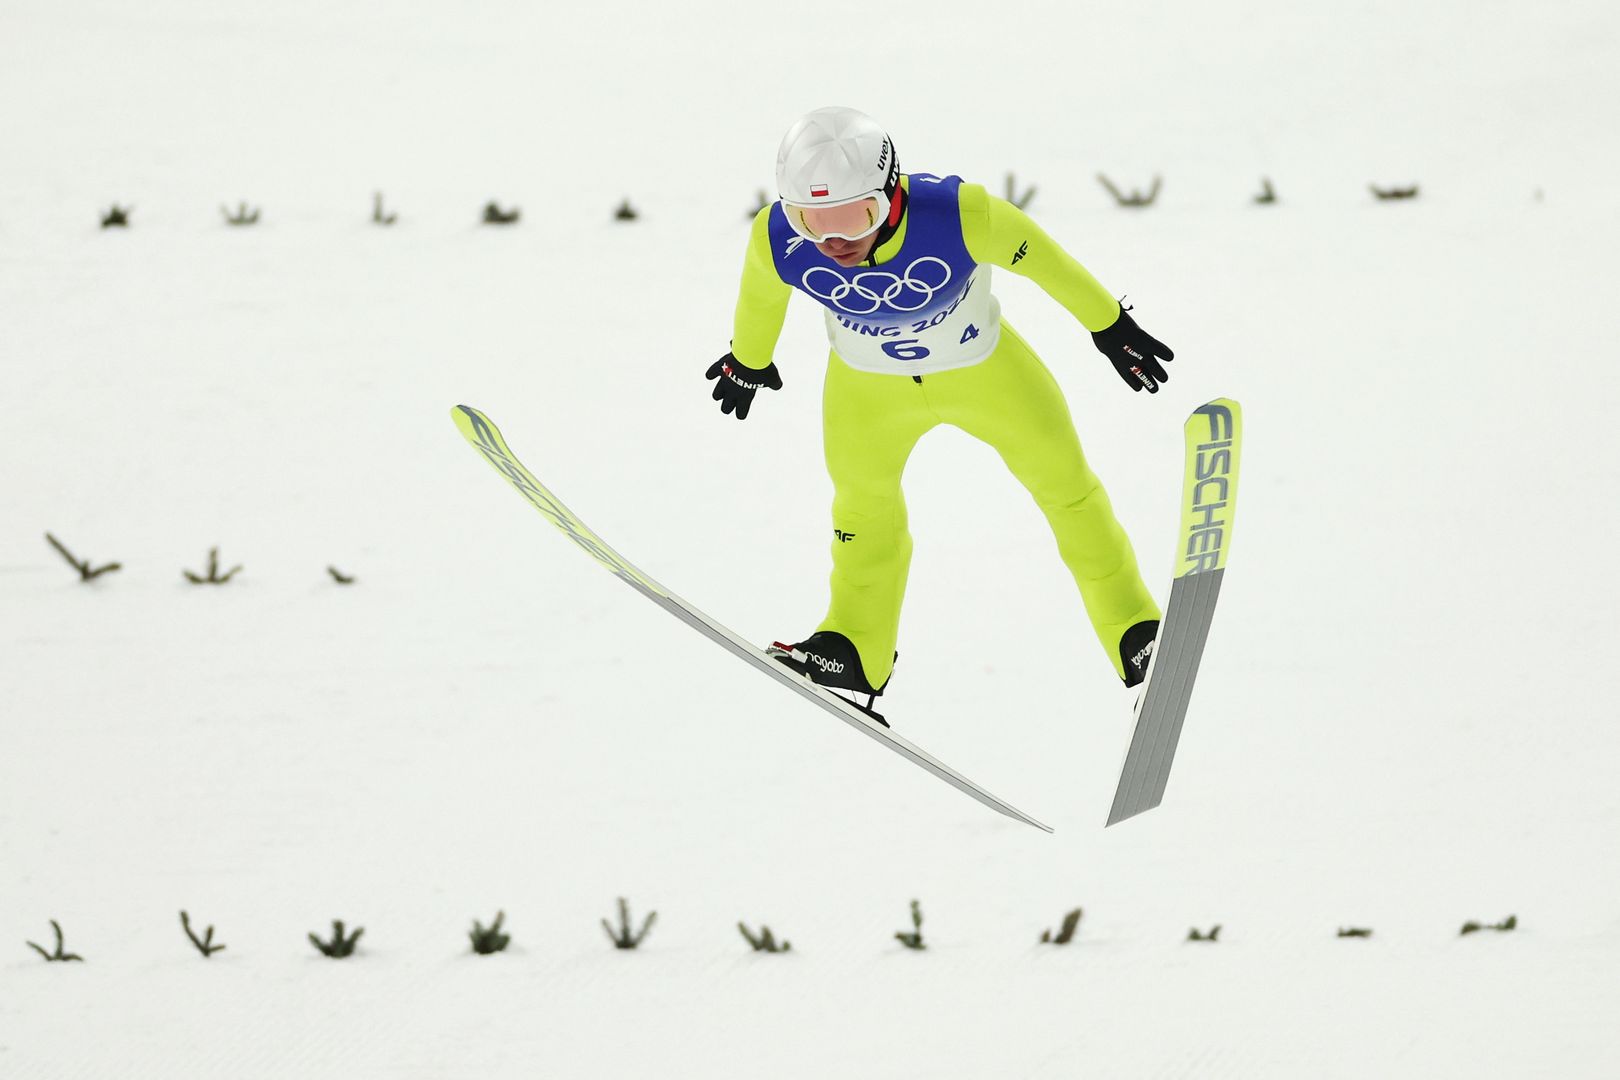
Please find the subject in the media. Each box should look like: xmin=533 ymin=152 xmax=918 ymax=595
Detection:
xmin=816 ymin=232 xmax=878 ymax=267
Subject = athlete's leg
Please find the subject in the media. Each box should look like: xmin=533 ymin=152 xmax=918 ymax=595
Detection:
xmin=927 ymin=322 xmax=1159 ymax=680
xmin=817 ymin=354 xmax=938 ymax=687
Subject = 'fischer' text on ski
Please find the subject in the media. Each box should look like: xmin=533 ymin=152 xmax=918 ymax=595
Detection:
xmin=1183 ymin=403 xmax=1235 ymax=575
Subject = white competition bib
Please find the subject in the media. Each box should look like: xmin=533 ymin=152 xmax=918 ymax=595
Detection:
xmin=770 ymin=174 xmax=1005 ymax=377
xmin=814 ymin=262 xmax=1001 ymax=375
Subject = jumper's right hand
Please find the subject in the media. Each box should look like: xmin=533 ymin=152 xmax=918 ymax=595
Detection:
xmin=705 ymin=353 xmax=782 ymax=420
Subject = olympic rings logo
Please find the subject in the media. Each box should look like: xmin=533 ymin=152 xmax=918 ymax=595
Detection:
xmin=801 ymin=257 xmax=954 ymax=315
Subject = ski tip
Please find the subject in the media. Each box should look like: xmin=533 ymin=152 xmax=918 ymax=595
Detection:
xmin=1189 ymin=398 xmax=1241 ymax=430
xmin=451 ymin=405 xmax=501 ymax=446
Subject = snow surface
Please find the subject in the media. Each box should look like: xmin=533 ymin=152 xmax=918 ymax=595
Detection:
xmin=4 ymin=0 xmax=1620 ymax=1076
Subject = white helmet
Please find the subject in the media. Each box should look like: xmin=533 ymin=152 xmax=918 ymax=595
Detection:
xmin=775 ymin=106 xmax=900 ymax=241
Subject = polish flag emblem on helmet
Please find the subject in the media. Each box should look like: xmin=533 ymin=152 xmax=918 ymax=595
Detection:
xmin=809 ymin=185 xmax=829 ymax=198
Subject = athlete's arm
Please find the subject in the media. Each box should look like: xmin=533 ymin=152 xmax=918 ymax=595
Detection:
xmin=730 ymin=206 xmax=794 ymax=370
xmin=958 ymin=184 xmax=1122 ymax=332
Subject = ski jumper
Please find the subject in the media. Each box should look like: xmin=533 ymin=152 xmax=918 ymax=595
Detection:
xmin=730 ymin=174 xmax=1160 ymax=685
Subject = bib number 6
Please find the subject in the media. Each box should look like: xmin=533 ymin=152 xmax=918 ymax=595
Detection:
xmin=882 ymin=339 xmax=930 ymax=362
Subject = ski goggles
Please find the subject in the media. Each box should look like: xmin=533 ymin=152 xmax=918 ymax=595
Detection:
xmin=781 ymin=192 xmax=889 ymax=243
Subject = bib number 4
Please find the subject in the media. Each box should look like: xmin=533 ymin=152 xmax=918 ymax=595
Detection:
xmin=878 ymin=323 xmax=982 ymax=362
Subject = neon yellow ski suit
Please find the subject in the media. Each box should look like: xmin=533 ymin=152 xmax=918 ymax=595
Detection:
xmin=729 ymin=178 xmax=1159 ymax=686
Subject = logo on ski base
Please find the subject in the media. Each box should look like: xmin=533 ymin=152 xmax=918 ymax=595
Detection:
xmin=1183 ymin=403 xmax=1236 ymax=575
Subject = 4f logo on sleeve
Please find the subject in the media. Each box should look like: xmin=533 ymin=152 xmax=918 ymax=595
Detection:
xmin=834 ymin=529 xmax=857 ymax=543
xmin=1012 ymin=241 xmax=1029 ymax=265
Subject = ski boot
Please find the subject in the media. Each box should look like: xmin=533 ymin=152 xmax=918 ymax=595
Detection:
xmin=767 ymin=630 xmax=894 ymax=727
xmin=1119 ymin=619 xmax=1160 ymax=689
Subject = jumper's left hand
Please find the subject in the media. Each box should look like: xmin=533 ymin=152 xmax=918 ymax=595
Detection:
xmin=1092 ymin=308 xmax=1174 ymax=393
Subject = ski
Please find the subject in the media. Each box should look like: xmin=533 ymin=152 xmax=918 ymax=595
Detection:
xmin=450 ymin=405 xmax=1052 ymax=833
xmin=1107 ymin=398 xmax=1243 ymax=826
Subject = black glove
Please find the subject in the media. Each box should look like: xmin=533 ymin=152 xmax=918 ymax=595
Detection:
xmin=705 ymin=353 xmax=782 ymax=420
xmin=1091 ymin=307 xmax=1174 ymax=393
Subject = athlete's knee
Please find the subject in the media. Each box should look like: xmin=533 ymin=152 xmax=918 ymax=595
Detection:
xmin=1019 ymin=464 xmax=1104 ymax=516
xmin=831 ymin=484 xmax=907 ymax=521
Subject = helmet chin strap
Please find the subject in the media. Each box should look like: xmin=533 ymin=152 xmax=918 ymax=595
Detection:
xmin=861 ymin=185 xmax=907 ymax=266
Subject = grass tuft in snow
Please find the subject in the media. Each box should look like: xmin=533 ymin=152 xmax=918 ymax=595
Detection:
xmin=45 ymin=532 xmax=121 ymax=581
xmin=895 ymin=900 xmax=926 ymax=951
xmin=738 ymin=922 xmax=791 ymax=953
xmin=1254 ymin=177 xmax=1278 ymax=204
xmin=179 ymin=911 xmax=226 ymax=958
xmin=1003 ymin=173 xmax=1036 ymax=210
xmin=309 ymin=920 xmax=364 ymax=958
xmin=371 ymin=192 xmax=397 ymax=226
xmin=469 ymin=912 xmax=510 ymax=955
xmin=481 ymin=201 xmax=520 ymax=226
xmin=1187 ymin=925 xmax=1222 ymax=943
xmin=1039 ymin=908 xmax=1083 ymax=946
xmin=327 ymin=566 xmax=356 ymax=585
xmin=1097 ymin=173 xmax=1161 ymax=208
xmin=1460 ymin=915 xmax=1518 ymax=936
xmin=183 ymin=547 xmax=242 ymax=585
xmin=1336 ymin=927 xmax=1374 ymax=940
xmin=602 ymin=898 xmax=656 ymax=950
xmin=99 ymin=204 xmax=131 ymax=228
xmin=1370 ymin=183 xmax=1420 ymax=201
xmin=220 ymin=202 xmax=261 ymax=226
xmin=613 ymin=199 xmax=639 ymax=222
xmin=26 ymin=920 xmax=84 ymax=962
